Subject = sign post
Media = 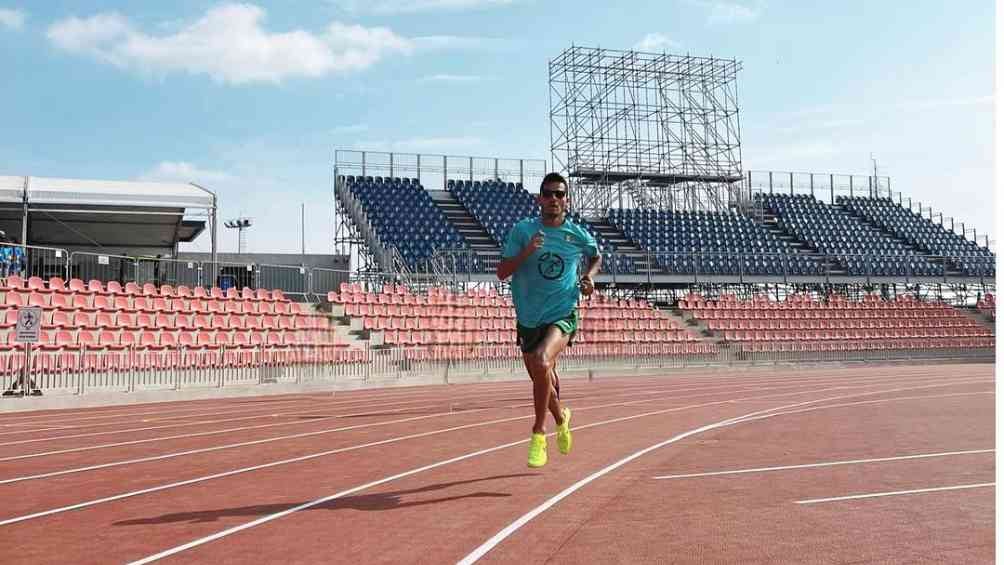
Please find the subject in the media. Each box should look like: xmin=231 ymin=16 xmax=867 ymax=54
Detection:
xmin=14 ymin=306 xmax=42 ymax=397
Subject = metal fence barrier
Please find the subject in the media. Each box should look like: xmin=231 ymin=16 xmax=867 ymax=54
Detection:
xmin=1 ymin=342 xmax=992 ymax=397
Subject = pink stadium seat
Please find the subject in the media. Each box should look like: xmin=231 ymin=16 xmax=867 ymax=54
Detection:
xmin=113 ymin=312 xmax=136 ymax=329
xmin=141 ymin=283 xmax=157 ymax=296
xmin=255 ymin=289 xmax=270 ymax=301
xmin=225 ymin=300 xmax=243 ymax=314
xmin=133 ymin=297 xmax=152 ymax=311
xmin=67 ymin=278 xmax=87 ymax=293
xmin=176 ymin=285 xmax=193 ymax=298
xmin=95 ymin=312 xmax=116 ymax=329
xmin=225 ymin=288 xmax=240 ymax=300
xmin=27 ymin=276 xmax=47 ymax=293
xmin=105 ymin=281 xmax=124 ymax=295
xmin=210 ymin=287 xmax=225 ymax=300
xmin=48 ymin=277 xmax=69 ymax=294
xmin=159 ymin=284 xmax=176 ymax=297
xmin=241 ymin=287 xmax=255 ymax=300
xmin=151 ymin=297 xmax=170 ymax=312
xmin=210 ymin=315 xmax=229 ymax=330
xmin=206 ymin=300 xmax=225 ymax=314
xmin=28 ymin=292 xmax=50 ymax=308
xmin=5 ymin=292 xmax=26 ymax=308
xmin=50 ymin=293 xmax=71 ymax=310
xmin=124 ymin=282 xmax=142 ymax=295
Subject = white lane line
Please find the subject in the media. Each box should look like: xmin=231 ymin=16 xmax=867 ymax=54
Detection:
xmin=653 ymin=449 xmax=996 ymax=479
xmin=756 ymin=391 xmax=994 ymax=420
xmin=1 ymin=372 xmax=946 ymax=470
xmin=0 ymin=381 xmax=534 ymax=428
xmin=0 ymin=374 xmax=859 ymax=458
xmin=455 ymin=379 xmax=994 ymax=564
xmin=795 ymin=483 xmax=995 ymax=504
xmin=0 ymin=384 xmax=557 ymax=448
xmin=0 ymin=379 xmax=809 ymax=482
xmin=0 ymin=378 xmax=884 ymax=527
xmin=122 ymin=378 xmax=979 ymax=564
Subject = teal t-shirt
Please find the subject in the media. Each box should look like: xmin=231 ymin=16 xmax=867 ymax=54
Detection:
xmin=502 ymin=217 xmax=599 ymax=327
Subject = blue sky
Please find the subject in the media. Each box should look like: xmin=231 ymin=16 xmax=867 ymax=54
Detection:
xmin=0 ymin=1 xmax=993 ymax=254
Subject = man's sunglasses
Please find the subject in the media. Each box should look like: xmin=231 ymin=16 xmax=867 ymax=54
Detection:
xmin=540 ymin=190 xmax=567 ymax=199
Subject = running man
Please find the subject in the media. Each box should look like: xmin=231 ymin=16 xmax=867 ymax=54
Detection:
xmin=496 ymin=172 xmax=602 ymax=468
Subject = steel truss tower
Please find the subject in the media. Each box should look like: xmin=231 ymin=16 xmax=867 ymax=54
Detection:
xmin=549 ymin=46 xmax=744 ymax=218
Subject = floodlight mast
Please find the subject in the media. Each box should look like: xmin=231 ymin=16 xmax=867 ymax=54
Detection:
xmin=224 ymin=217 xmax=253 ymax=254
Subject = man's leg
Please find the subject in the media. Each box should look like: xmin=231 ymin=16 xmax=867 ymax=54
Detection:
xmin=522 ymin=357 xmax=562 ymax=426
xmin=523 ymin=326 xmax=571 ymax=434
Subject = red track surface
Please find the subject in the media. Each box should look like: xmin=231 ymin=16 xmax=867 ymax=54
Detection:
xmin=0 ymin=364 xmax=994 ymax=564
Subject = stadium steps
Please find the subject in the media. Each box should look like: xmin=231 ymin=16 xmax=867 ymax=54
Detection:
xmin=837 ymin=204 xmax=966 ymax=276
xmin=759 ymin=212 xmax=846 ymax=275
xmin=326 ymin=306 xmax=379 ymax=349
xmin=959 ymin=307 xmax=996 ymax=336
xmin=663 ymin=306 xmax=723 ymax=343
xmin=428 ymin=190 xmax=499 ymax=261
xmin=582 ymin=219 xmax=648 ymax=273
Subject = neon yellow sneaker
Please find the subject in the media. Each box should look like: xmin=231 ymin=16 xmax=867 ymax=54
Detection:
xmin=556 ymin=407 xmax=572 ymax=455
xmin=527 ymin=432 xmax=547 ymax=468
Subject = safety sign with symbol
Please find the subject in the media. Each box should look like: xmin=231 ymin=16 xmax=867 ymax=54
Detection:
xmin=15 ymin=307 xmax=42 ymax=343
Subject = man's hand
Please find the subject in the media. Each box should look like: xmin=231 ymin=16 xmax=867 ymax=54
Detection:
xmin=525 ymin=231 xmax=544 ymax=254
xmin=579 ymin=274 xmax=595 ymax=296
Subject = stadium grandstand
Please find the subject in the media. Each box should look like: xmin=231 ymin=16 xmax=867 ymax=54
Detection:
xmin=0 ymin=46 xmax=995 ymax=400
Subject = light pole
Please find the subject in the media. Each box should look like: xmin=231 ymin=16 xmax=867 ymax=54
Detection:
xmin=224 ymin=217 xmax=253 ymax=254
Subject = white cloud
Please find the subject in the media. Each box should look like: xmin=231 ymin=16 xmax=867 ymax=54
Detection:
xmin=685 ymin=0 xmax=763 ymax=25
xmin=47 ymin=4 xmax=413 ymax=84
xmin=634 ymin=33 xmax=681 ymax=53
xmin=0 ymin=8 xmax=25 ymax=30
xmin=419 ymin=74 xmax=490 ymax=82
xmin=333 ymin=0 xmax=514 ymax=14
xmin=140 ymin=161 xmax=233 ymax=183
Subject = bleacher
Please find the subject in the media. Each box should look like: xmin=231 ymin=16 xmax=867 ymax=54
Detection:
xmin=680 ymin=292 xmax=994 ymax=352
xmin=837 ymin=196 xmax=994 ymax=277
xmin=0 ymin=275 xmax=363 ymax=377
xmin=759 ymin=193 xmax=938 ymax=276
xmin=327 ymin=283 xmax=714 ymax=361
xmin=345 ymin=175 xmax=475 ymax=270
xmin=447 ymin=179 xmax=634 ymax=274
xmin=608 ymin=208 xmax=820 ymax=276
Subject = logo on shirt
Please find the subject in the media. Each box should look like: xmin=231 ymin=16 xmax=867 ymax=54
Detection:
xmin=538 ymin=252 xmax=565 ymax=280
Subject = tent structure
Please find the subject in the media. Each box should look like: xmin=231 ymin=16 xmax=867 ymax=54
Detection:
xmin=0 ymin=176 xmax=217 ymax=260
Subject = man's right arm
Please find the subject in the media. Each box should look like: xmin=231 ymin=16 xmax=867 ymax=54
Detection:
xmin=497 ymin=230 xmax=544 ymax=281
xmin=496 ymin=247 xmax=533 ymax=281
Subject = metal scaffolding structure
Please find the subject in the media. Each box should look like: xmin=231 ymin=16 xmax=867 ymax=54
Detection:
xmin=549 ymin=46 xmax=744 ymax=218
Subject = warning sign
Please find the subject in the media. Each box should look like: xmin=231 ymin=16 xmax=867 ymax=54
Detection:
xmin=15 ymin=307 xmax=42 ymax=343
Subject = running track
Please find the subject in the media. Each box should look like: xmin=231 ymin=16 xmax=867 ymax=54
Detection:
xmin=0 ymin=364 xmax=993 ymax=564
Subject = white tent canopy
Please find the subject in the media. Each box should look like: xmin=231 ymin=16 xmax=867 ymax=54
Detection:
xmin=0 ymin=175 xmax=216 ymax=255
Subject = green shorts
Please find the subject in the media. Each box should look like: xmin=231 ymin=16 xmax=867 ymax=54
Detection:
xmin=516 ymin=310 xmax=579 ymax=354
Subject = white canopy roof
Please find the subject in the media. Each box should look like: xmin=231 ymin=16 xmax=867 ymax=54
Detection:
xmin=0 ymin=176 xmax=214 ymax=209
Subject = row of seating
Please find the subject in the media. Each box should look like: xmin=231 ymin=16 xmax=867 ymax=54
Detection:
xmin=399 ymin=342 xmax=718 ymax=361
xmin=838 ymin=196 xmax=992 ymax=277
xmin=759 ymin=194 xmax=939 ymax=276
xmin=680 ymin=294 xmax=992 ymax=349
xmin=18 ymin=311 xmax=326 ymax=331
xmin=345 ymin=177 xmax=470 ymax=269
xmin=3 ymin=291 xmax=310 ymax=315
xmin=739 ymin=338 xmax=994 ymax=352
xmin=705 ymin=318 xmax=980 ymax=331
xmin=7 ymin=276 xmax=289 ymax=301
xmin=720 ymin=328 xmax=988 ymax=341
